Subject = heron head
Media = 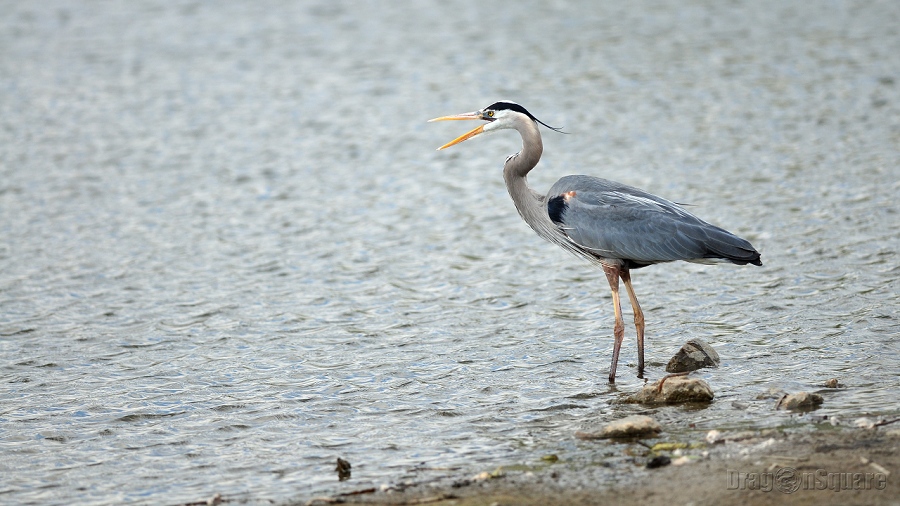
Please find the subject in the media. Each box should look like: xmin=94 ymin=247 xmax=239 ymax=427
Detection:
xmin=429 ymin=101 xmax=563 ymax=150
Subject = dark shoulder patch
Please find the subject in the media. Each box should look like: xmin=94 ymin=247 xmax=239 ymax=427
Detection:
xmin=547 ymin=195 xmax=568 ymax=224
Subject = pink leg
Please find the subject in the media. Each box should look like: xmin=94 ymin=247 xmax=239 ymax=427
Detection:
xmin=603 ymin=265 xmax=625 ymax=383
xmin=621 ymin=270 xmax=645 ymax=378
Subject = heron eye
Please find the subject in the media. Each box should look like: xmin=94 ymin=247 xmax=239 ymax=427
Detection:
xmin=486 ymin=111 xmax=494 ymax=117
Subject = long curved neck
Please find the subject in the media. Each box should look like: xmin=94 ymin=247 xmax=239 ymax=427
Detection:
xmin=502 ymin=119 xmax=559 ymax=243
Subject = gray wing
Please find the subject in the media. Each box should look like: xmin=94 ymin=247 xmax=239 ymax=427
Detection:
xmin=546 ymin=176 xmax=761 ymax=266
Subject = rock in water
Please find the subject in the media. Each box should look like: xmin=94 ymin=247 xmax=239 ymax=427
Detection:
xmin=775 ymin=392 xmax=824 ymax=410
xmin=575 ymin=415 xmax=662 ymax=439
xmin=628 ymin=376 xmax=715 ymax=404
xmin=666 ymin=338 xmax=721 ymax=373
xmin=335 ymin=457 xmax=352 ymax=481
xmin=646 ymin=455 xmax=672 ymax=468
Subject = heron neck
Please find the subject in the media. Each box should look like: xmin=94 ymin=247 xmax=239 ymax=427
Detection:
xmin=503 ymin=119 xmax=543 ymax=179
xmin=503 ymin=120 xmax=556 ymax=241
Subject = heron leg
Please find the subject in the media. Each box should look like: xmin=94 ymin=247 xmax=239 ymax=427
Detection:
xmin=603 ymin=264 xmax=625 ymax=383
xmin=621 ymin=269 xmax=645 ymax=378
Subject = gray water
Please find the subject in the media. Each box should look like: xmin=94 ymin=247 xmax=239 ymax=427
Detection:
xmin=1 ymin=1 xmax=898 ymax=504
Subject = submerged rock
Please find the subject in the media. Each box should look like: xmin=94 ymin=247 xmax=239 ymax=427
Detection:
xmin=665 ymin=338 xmax=720 ymax=373
xmin=775 ymin=392 xmax=824 ymax=410
xmin=627 ymin=375 xmax=714 ymax=404
xmin=824 ymin=378 xmax=842 ymax=388
xmin=706 ymin=429 xmax=782 ymax=444
xmin=575 ymin=415 xmax=662 ymax=440
xmin=756 ymin=387 xmax=788 ymax=400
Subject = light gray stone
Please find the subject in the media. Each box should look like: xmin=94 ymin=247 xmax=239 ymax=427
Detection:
xmin=627 ymin=376 xmax=715 ymax=404
xmin=575 ymin=415 xmax=662 ymax=440
xmin=775 ymin=392 xmax=824 ymax=410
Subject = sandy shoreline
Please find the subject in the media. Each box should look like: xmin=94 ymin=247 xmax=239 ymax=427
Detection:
xmin=301 ymin=426 xmax=899 ymax=506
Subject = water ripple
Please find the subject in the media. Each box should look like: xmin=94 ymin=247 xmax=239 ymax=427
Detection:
xmin=1 ymin=1 xmax=898 ymax=504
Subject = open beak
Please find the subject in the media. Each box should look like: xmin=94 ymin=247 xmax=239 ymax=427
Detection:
xmin=428 ymin=111 xmax=488 ymax=150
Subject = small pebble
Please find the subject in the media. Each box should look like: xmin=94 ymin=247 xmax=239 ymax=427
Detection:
xmin=335 ymin=457 xmax=352 ymax=481
xmin=646 ymin=455 xmax=671 ymax=469
xmin=576 ymin=415 xmax=662 ymax=439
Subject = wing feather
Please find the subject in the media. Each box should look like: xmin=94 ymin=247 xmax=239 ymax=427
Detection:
xmin=546 ymin=176 xmax=760 ymax=266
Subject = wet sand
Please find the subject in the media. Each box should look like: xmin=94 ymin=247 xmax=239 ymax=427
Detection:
xmin=308 ymin=427 xmax=899 ymax=506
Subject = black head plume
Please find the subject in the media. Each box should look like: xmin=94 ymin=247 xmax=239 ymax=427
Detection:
xmin=484 ymin=101 xmax=567 ymax=134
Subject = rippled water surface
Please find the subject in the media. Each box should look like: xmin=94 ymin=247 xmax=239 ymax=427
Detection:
xmin=1 ymin=1 xmax=898 ymax=504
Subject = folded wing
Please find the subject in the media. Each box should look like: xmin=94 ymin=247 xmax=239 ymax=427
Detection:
xmin=547 ymin=176 xmax=761 ymax=267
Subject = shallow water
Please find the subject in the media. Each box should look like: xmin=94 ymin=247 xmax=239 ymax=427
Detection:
xmin=1 ymin=0 xmax=898 ymax=504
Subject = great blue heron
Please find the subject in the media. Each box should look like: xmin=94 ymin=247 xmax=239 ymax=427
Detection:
xmin=430 ymin=101 xmax=762 ymax=383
